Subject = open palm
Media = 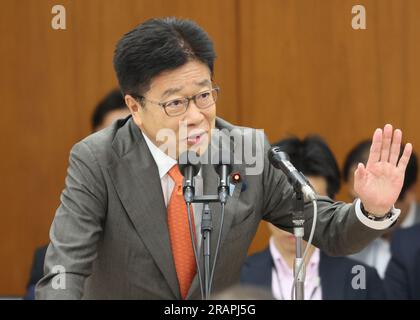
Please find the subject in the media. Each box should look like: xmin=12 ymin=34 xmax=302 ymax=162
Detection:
xmin=354 ymin=124 xmax=412 ymax=216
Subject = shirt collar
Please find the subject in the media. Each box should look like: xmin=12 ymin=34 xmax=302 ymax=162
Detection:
xmin=141 ymin=131 xmax=177 ymax=179
xmin=400 ymin=201 xmax=417 ymax=228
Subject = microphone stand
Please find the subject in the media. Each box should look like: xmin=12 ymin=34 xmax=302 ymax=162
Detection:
xmin=191 ymin=195 xmax=220 ymax=300
xmin=293 ymin=188 xmax=306 ymax=300
xmin=182 ymin=157 xmax=231 ymax=300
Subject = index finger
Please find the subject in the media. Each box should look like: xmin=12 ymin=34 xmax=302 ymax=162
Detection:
xmin=366 ymin=128 xmax=382 ymax=168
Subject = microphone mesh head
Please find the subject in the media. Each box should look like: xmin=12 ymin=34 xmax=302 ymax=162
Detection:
xmin=178 ymin=150 xmax=201 ymax=177
xmin=268 ymin=147 xmax=290 ymax=161
xmin=213 ymin=150 xmax=233 ymax=175
xmin=278 ymin=151 xmax=290 ymax=161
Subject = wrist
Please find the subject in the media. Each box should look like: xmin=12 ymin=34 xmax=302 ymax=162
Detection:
xmin=360 ymin=202 xmax=393 ymax=221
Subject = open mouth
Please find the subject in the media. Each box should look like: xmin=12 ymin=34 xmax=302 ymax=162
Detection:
xmin=186 ymin=131 xmax=207 ymax=145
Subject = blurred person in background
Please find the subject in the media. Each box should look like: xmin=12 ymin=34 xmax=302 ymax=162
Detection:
xmin=23 ymin=89 xmax=129 ymax=300
xmin=384 ymin=224 xmax=420 ymax=299
xmin=240 ymin=136 xmax=384 ymax=300
xmin=342 ymin=140 xmax=372 ymax=200
xmin=91 ymin=89 xmax=131 ymax=132
xmin=211 ymin=284 xmax=274 ymax=300
xmin=344 ymin=140 xmax=420 ymax=278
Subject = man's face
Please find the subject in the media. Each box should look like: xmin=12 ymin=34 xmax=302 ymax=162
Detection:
xmin=125 ymin=60 xmax=216 ymax=159
xmin=346 ymin=150 xmax=370 ymax=201
xmin=346 ymin=164 xmax=358 ymax=200
xmin=307 ymin=175 xmax=328 ymax=198
xmin=270 ymin=176 xmax=328 ymax=254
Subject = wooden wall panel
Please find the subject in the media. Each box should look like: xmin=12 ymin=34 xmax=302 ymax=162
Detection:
xmin=238 ymin=0 xmax=420 ymax=254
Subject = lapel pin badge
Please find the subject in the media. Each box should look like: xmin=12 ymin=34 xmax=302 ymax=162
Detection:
xmin=230 ymin=172 xmax=242 ymax=184
xmin=229 ymin=171 xmax=244 ymax=195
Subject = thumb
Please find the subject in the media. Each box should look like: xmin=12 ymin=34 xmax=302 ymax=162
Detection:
xmin=354 ymin=162 xmax=366 ymax=181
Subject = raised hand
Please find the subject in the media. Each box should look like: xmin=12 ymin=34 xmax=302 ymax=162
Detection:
xmin=354 ymin=124 xmax=412 ymax=216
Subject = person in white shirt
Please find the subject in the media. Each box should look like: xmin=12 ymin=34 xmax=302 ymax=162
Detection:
xmin=241 ymin=136 xmax=384 ymax=300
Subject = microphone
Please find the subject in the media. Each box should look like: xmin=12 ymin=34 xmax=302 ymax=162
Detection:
xmin=178 ymin=151 xmax=201 ymax=203
xmin=268 ymin=146 xmax=316 ymax=201
xmin=213 ymin=152 xmax=233 ymax=204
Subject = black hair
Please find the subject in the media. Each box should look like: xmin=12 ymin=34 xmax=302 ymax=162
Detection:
xmin=342 ymin=139 xmax=371 ymax=182
xmin=91 ymin=89 xmax=126 ymax=131
xmin=343 ymin=139 xmax=418 ymax=200
xmin=113 ymin=17 xmax=216 ymax=97
xmin=273 ymin=136 xmax=341 ymax=199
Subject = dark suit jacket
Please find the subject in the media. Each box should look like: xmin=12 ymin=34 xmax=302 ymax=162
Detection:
xmin=23 ymin=245 xmax=48 ymax=300
xmin=384 ymin=224 xmax=420 ymax=299
xmin=35 ymin=116 xmax=387 ymax=299
xmin=240 ymin=248 xmax=385 ymax=299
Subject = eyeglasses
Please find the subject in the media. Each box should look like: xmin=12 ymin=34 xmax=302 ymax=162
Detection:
xmin=135 ymin=87 xmax=220 ymax=117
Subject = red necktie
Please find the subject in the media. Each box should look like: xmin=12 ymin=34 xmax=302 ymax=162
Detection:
xmin=167 ymin=165 xmax=197 ymax=299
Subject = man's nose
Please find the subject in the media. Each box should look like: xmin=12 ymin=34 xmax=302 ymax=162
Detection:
xmin=184 ymin=99 xmax=204 ymax=124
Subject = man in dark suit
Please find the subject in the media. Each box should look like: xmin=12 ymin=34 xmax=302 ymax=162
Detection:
xmin=384 ymin=224 xmax=420 ymax=299
xmin=23 ymin=245 xmax=48 ymax=300
xmin=240 ymin=136 xmax=384 ymax=299
xmin=36 ymin=18 xmax=411 ymax=300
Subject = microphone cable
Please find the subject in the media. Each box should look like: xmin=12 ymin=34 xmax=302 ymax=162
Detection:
xmin=208 ymin=202 xmax=226 ymax=296
xmin=187 ymin=203 xmax=204 ymax=300
xmin=290 ymin=199 xmax=318 ymax=300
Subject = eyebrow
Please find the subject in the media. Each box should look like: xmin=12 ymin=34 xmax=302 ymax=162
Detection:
xmin=161 ymin=87 xmax=183 ymax=99
xmin=195 ymin=79 xmax=212 ymax=87
xmin=160 ymin=79 xmax=212 ymax=99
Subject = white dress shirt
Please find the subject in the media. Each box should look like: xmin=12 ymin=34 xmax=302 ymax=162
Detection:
xmin=400 ymin=201 xmax=418 ymax=228
xmin=350 ymin=201 xmax=416 ymax=278
xmin=142 ymin=131 xmax=204 ymax=246
xmin=270 ymin=238 xmax=322 ymax=300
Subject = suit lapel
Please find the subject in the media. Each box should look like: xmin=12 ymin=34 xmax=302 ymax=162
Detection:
xmin=108 ymin=119 xmax=180 ymax=299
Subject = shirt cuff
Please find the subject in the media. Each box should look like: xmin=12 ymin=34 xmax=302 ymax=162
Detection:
xmin=355 ymin=198 xmax=401 ymax=230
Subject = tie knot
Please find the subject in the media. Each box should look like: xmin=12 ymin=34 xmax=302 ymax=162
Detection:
xmin=168 ymin=165 xmax=184 ymax=185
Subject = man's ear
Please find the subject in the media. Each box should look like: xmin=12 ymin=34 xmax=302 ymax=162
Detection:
xmin=125 ymin=94 xmax=140 ymax=113
xmin=125 ymin=94 xmax=143 ymax=127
